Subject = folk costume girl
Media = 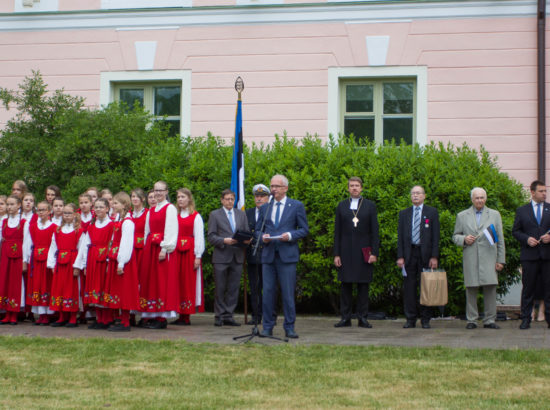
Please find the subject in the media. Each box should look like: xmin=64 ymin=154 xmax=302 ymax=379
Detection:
xmin=11 ymin=180 xmax=27 ymax=200
xmin=140 ymin=181 xmax=179 ymax=329
xmin=78 ymin=193 xmax=94 ymax=233
xmin=86 ymin=187 xmax=99 ymax=204
xmin=22 ymin=193 xmax=38 ymax=227
xmin=0 ymin=196 xmax=27 ymax=324
xmin=130 ymin=188 xmax=148 ymax=286
xmin=45 ymin=185 xmax=61 ymax=206
xmin=51 ymin=197 xmax=64 ymax=226
xmin=172 ymin=188 xmax=205 ymax=326
xmin=48 ymin=204 xmax=84 ymax=328
xmin=23 ymin=201 xmax=57 ymax=325
xmin=100 ymin=189 xmax=116 ymax=221
xmin=104 ymin=192 xmax=140 ymax=332
xmin=74 ymin=198 xmax=114 ymax=329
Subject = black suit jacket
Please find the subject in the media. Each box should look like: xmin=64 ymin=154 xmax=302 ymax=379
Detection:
xmin=512 ymin=202 xmax=550 ymax=261
xmin=397 ymin=204 xmax=440 ymax=266
xmin=245 ymin=207 xmax=263 ymax=264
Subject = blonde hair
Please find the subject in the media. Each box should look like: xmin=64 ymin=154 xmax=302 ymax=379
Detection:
xmin=176 ymin=188 xmax=196 ymax=214
xmin=113 ymin=192 xmax=131 ymax=220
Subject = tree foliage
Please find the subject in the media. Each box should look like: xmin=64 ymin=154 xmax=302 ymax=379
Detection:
xmin=0 ymin=73 xmax=526 ymax=315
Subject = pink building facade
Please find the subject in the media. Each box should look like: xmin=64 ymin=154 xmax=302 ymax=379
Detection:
xmin=0 ymin=0 xmax=547 ymax=186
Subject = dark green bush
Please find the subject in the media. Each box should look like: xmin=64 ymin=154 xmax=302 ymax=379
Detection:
xmin=0 ymin=73 xmax=525 ymax=316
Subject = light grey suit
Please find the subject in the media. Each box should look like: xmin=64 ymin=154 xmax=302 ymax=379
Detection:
xmin=453 ymin=206 xmax=505 ymax=324
xmin=207 ymin=207 xmax=249 ymax=321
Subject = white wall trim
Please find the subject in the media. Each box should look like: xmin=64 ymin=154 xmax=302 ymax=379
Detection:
xmin=2 ymin=1 xmax=542 ymax=32
xmin=135 ymin=41 xmax=157 ymax=70
xmin=99 ymin=70 xmax=192 ymax=138
xmin=14 ymin=0 xmax=58 ymax=13
xmin=328 ymin=66 xmax=428 ymax=145
xmin=101 ymin=0 xmax=191 ymax=9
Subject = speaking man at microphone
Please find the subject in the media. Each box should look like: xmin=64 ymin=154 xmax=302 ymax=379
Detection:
xmin=258 ymin=174 xmax=309 ymax=339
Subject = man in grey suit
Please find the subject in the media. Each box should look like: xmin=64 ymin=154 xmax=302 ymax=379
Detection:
xmin=452 ymin=187 xmax=505 ymax=329
xmin=207 ymin=189 xmax=250 ymax=327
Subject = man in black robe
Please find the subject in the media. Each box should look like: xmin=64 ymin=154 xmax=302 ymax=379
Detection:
xmin=333 ymin=177 xmax=380 ymax=328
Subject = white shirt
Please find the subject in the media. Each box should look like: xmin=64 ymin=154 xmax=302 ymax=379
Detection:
xmin=23 ymin=218 xmax=55 ymax=263
xmin=224 ymin=207 xmax=236 ymax=231
xmin=350 ymin=197 xmax=360 ymax=210
xmin=47 ymin=223 xmax=85 ymax=269
xmin=269 ymin=196 xmax=292 ymax=240
xmin=532 ymin=200 xmax=544 ymax=220
xmin=73 ymin=217 xmax=111 ymax=270
xmin=132 ymin=208 xmax=146 ymax=219
xmin=411 ymin=203 xmax=424 ymax=231
xmin=116 ymin=216 xmax=135 ymax=270
xmin=51 ymin=215 xmax=63 ymax=226
xmin=144 ymin=200 xmax=178 ymax=253
xmin=80 ymin=212 xmax=92 ymax=223
xmin=180 ymin=209 xmax=205 ymax=258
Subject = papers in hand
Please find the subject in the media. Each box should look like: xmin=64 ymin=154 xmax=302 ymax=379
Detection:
xmin=402 ymin=266 xmax=407 ymax=277
xmin=266 ymin=235 xmax=285 ymax=240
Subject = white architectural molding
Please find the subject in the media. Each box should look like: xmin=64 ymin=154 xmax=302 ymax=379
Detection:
xmin=135 ymin=41 xmax=157 ymax=70
xmin=366 ymin=36 xmax=389 ymax=66
xmin=101 ymin=0 xmax=191 ymax=9
xmin=236 ymin=0 xmax=284 ymax=5
xmin=328 ymin=66 xmax=428 ymax=145
xmin=3 ymin=1 xmax=542 ymax=32
xmin=99 ymin=70 xmax=192 ymax=138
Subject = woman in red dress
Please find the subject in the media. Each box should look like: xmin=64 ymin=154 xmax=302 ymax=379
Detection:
xmin=78 ymin=193 xmax=94 ymax=233
xmin=130 ymin=188 xmax=148 ymax=287
xmin=49 ymin=203 xmax=84 ymax=327
xmin=139 ymin=181 xmax=179 ymax=329
xmin=74 ymin=197 xmax=114 ymax=329
xmin=23 ymin=201 xmax=57 ymax=325
xmin=172 ymin=188 xmax=204 ymax=326
xmin=51 ymin=197 xmax=64 ymax=226
xmin=45 ymin=185 xmax=61 ymax=207
xmin=0 ymin=195 xmax=27 ymax=325
xmin=104 ymin=192 xmax=140 ymax=332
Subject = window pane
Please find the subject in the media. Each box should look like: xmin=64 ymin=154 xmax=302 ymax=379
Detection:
xmin=154 ymin=86 xmax=181 ymax=116
xmin=383 ymin=83 xmax=413 ymax=114
xmin=119 ymin=89 xmax=144 ymax=109
xmin=156 ymin=119 xmax=180 ymax=137
xmin=344 ymin=116 xmax=375 ymax=143
xmin=383 ymin=118 xmax=413 ymax=145
xmin=346 ymin=85 xmax=373 ymax=112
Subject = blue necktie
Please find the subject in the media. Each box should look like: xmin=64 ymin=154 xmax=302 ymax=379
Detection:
xmin=228 ymin=210 xmax=235 ymax=232
xmin=412 ymin=207 xmax=420 ymax=245
xmin=476 ymin=211 xmax=482 ymax=226
xmin=274 ymin=202 xmax=281 ymax=227
xmin=537 ymin=203 xmax=542 ymax=225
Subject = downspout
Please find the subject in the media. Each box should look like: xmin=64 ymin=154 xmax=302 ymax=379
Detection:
xmin=538 ymin=0 xmax=546 ymax=181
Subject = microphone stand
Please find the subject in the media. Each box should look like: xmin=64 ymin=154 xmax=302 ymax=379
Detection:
xmin=234 ymin=197 xmax=288 ymax=343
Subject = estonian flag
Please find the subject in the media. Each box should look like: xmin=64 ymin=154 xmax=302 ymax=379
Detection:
xmin=482 ymin=224 xmax=499 ymax=245
xmin=230 ymin=97 xmax=245 ymax=210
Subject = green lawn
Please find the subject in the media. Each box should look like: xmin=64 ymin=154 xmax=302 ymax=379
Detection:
xmin=1 ymin=336 xmax=548 ymax=409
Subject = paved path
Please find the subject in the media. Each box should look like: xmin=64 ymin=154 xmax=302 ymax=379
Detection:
xmin=1 ymin=314 xmax=549 ymax=349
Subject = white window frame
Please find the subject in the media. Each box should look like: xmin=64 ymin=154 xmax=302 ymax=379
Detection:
xmin=328 ymin=66 xmax=427 ymax=145
xmin=100 ymin=70 xmax=191 ymax=138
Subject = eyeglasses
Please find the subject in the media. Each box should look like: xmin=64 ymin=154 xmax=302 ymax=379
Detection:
xmin=153 ymin=189 xmax=166 ymax=193
xmin=270 ymin=185 xmax=284 ymax=189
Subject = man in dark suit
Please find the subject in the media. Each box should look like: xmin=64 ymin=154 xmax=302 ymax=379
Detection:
xmin=245 ymin=183 xmax=270 ymax=325
xmin=397 ymin=185 xmax=440 ymax=329
xmin=207 ymin=189 xmax=250 ymax=327
xmin=258 ymin=174 xmax=309 ymax=339
xmin=512 ymin=180 xmax=550 ymax=330
xmin=333 ymin=176 xmax=379 ymax=329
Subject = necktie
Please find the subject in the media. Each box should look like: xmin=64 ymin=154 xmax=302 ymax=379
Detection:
xmin=476 ymin=211 xmax=482 ymax=226
xmin=537 ymin=203 xmax=542 ymax=225
xmin=412 ymin=207 xmax=420 ymax=245
xmin=228 ymin=210 xmax=235 ymax=232
xmin=274 ymin=202 xmax=281 ymax=227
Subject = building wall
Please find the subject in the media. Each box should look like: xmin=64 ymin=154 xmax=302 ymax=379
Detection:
xmin=0 ymin=0 xmax=548 ymax=186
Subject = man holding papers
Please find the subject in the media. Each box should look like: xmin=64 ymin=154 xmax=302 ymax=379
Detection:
xmin=452 ymin=187 xmax=505 ymax=330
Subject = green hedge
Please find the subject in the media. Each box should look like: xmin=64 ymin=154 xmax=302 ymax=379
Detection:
xmin=0 ymin=73 xmax=526 ymax=316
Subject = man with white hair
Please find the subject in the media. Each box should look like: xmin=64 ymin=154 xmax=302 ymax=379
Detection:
xmin=452 ymin=187 xmax=505 ymax=329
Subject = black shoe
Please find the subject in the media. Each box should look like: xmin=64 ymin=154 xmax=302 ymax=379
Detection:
xmin=51 ymin=321 xmax=68 ymax=327
xmin=334 ymin=319 xmax=352 ymax=328
xmin=483 ymin=323 xmax=500 ymax=329
xmin=96 ymin=323 xmax=110 ymax=330
xmin=358 ymin=319 xmax=372 ymax=328
xmin=421 ymin=322 xmax=431 ymax=329
xmin=285 ymin=329 xmax=299 ymax=339
xmin=259 ymin=329 xmax=273 ymax=337
xmin=519 ymin=319 xmax=531 ymax=330
xmin=403 ymin=321 xmax=416 ymax=329
xmin=223 ymin=319 xmax=241 ymax=327
xmin=87 ymin=322 xmax=99 ymax=329
xmin=214 ymin=318 xmax=223 ymax=327
xmin=466 ymin=322 xmax=477 ymax=329
xmin=9 ymin=321 xmax=17 ymax=325
xmin=247 ymin=318 xmax=261 ymax=325
xmin=145 ymin=320 xmax=167 ymax=329
xmin=109 ymin=323 xmax=131 ymax=332
xmin=65 ymin=322 xmax=78 ymax=328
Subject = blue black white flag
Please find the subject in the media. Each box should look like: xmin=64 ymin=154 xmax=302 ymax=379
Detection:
xmin=482 ymin=224 xmax=499 ymax=245
xmin=230 ymin=97 xmax=245 ymax=210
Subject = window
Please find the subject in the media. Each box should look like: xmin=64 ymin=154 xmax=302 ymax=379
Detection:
xmin=342 ymin=80 xmax=415 ymax=145
xmin=99 ymin=70 xmax=191 ymax=138
xmin=116 ymin=83 xmax=181 ymax=137
xmin=328 ymin=66 xmax=427 ymax=146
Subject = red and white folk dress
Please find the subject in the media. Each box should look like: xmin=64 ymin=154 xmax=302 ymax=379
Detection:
xmin=104 ymin=216 xmax=139 ymax=311
xmin=131 ymin=208 xmax=148 ymax=287
xmin=48 ymin=224 xmax=84 ymax=313
xmin=139 ymin=200 xmax=179 ymax=319
xmin=175 ymin=210 xmax=205 ymax=316
xmin=0 ymin=215 xmax=27 ymax=318
xmin=23 ymin=219 xmax=57 ymax=314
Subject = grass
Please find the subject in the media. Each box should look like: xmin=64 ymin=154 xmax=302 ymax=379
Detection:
xmin=0 ymin=336 xmax=549 ymax=409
